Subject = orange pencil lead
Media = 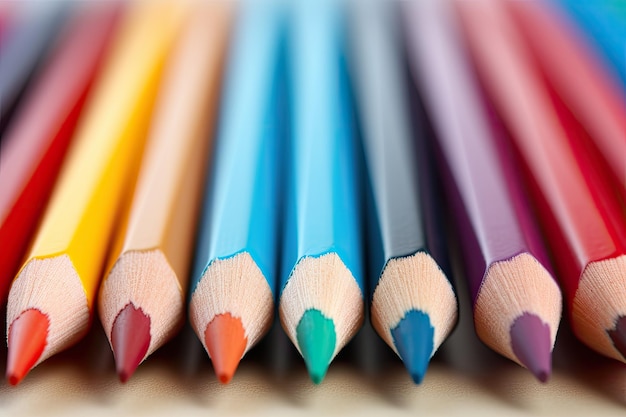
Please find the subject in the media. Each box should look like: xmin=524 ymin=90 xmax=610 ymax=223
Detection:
xmin=111 ymin=304 xmax=151 ymax=383
xmin=204 ymin=313 xmax=247 ymax=384
xmin=6 ymin=309 xmax=49 ymax=385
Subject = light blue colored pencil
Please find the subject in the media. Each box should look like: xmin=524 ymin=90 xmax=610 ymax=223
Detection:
xmin=188 ymin=1 xmax=286 ymax=384
xmin=278 ymin=0 xmax=365 ymax=385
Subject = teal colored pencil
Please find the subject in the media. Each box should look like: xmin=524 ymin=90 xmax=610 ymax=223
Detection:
xmin=279 ymin=0 xmax=365 ymax=385
xmin=189 ymin=1 xmax=286 ymax=384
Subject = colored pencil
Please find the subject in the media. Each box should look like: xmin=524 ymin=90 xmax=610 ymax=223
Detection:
xmin=346 ymin=0 xmax=458 ymax=384
xmin=98 ymin=2 xmax=231 ymax=383
xmin=506 ymin=0 xmax=626 ymax=198
xmin=0 ymin=1 xmax=68 ymax=136
xmin=402 ymin=0 xmax=562 ymax=382
xmin=0 ymin=4 xmax=13 ymax=48
xmin=188 ymin=1 xmax=285 ymax=384
xmin=553 ymin=0 xmax=626 ymax=90
xmin=456 ymin=0 xmax=626 ymax=363
xmin=5 ymin=2 xmax=185 ymax=385
xmin=279 ymin=0 xmax=365 ymax=385
xmin=0 ymin=3 xmax=120 ymax=309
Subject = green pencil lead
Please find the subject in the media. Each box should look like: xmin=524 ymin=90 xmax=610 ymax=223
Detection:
xmin=296 ymin=309 xmax=336 ymax=384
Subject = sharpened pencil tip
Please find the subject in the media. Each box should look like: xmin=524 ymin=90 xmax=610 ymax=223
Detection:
xmin=111 ymin=304 xmax=151 ymax=383
xmin=204 ymin=313 xmax=247 ymax=384
xmin=296 ymin=309 xmax=336 ymax=384
xmin=6 ymin=309 xmax=50 ymax=385
xmin=510 ymin=313 xmax=552 ymax=383
xmin=391 ymin=310 xmax=435 ymax=385
xmin=607 ymin=315 xmax=626 ymax=361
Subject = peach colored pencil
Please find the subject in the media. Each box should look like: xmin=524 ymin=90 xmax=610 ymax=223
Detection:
xmin=98 ymin=2 xmax=232 ymax=383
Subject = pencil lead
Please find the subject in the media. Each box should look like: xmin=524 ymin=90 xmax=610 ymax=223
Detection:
xmin=204 ymin=313 xmax=247 ymax=384
xmin=111 ymin=303 xmax=151 ymax=383
xmin=296 ymin=309 xmax=336 ymax=385
xmin=391 ymin=310 xmax=435 ymax=384
xmin=510 ymin=313 xmax=552 ymax=383
xmin=6 ymin=308 xmax=50 ymax=386
xmin=607 ymin=315 xmax=626 ymax=361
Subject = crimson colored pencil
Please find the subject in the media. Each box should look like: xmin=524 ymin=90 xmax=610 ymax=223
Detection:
xmin=402 ymin=0 xmax=562 ymax=381
xmin=0 ymin=3 xmax=121 ymax=306
xmin=457 ymin=0 xmax=626 ymax=362
xmin=506 ymin=0 xmax=626 ymax=198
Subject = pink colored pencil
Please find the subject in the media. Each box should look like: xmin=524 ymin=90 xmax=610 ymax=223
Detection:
xmin=506 ymin=0 xmax=626 ymax=198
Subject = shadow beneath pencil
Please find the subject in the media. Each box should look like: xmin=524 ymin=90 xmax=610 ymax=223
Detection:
xmin=553 ymin=318 xmax=626 ymax=407
xmin=242 ymin=320 xmax=312 ymax=406
xmin=437 ymin=307 xmax=536 ymax=410
xmin=339 ymin=320 xmax=410 ymax=407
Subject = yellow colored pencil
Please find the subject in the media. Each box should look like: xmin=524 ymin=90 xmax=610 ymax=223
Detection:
xmin=5 ymin=1 xmax=186 ymax=386
xmin=98 ymin=2 xmax=232 ymax=383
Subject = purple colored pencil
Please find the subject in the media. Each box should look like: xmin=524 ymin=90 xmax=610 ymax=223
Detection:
xmin=401 ymin=0 xmax=562 ymax=382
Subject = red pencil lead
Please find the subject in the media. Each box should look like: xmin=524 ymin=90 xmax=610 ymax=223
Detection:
xmin=6 ymin=308 xmax=49 ymax=386
xmin=204 ymin=313 xmax=247 ymax=384
xmin=111 ymin=304 xmax=151 ymax=383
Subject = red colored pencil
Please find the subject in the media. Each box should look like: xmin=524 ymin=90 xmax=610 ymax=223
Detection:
xmin=456 ymin=0 xmax=626 ymax=362
xmin=0 ymin=3 xmax=121 ymax=305
xmin=506 ymin=0 xmax=626 ymax=199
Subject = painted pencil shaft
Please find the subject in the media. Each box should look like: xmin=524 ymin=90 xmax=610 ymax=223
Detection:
xmin=0 ymin=1 xmax=68 ymax=135
xmin=188 ymin=1 xmax=285 ymax=384
xmin=346 ymin=0 xmax=457 ymax=384
xmin=98 ymin=2 xmax=231 ymax=383
xmin=279 ymin=0 xmax=365 ymax=384
xmin=0 ymin=5 xmax=13 ymax=49
xmin=402 ymin=0 xmax=561 ymax=381
xmin=5 ymin=2 xmax=185 ymax=385
xmin=554 ymin=0 xmax=626 ymax=90
xmin=507 ymin=1 xmax=626 ymax=197
xmin=0 ymin=3 xmax=119 ymax=308
xmin=456 ymin=0 xmax=626 ymax=362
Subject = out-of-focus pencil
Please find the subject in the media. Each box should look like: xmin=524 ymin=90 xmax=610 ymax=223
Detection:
xmin=188 ymin=1 xmax=285 ymax=384
xmin=0 ymin=1 xmax=68 ymax=135
xmin=98 ymin=2 xmax=231 ymax=383
xmin=0 ymin=4 xmax=13 ymax=47
xmin=0 ymin=3 xmax=120 ymax=309
xmin=5 ymin=2 xmax=185 ymax=386
xmin=553 ymin=0 xmax=626 ymax=90
xmin=279 ymin=0 xmax=365 ymax=385
xmin=402 ymin=0 xmax=562 ymax=382
xmin=346 ymin=0 xmax=458 ymax=384
xmin=456 ymin=0 xmax=626 ymax=363
xmin=506 ymin=1 xmax=626 ymax=198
